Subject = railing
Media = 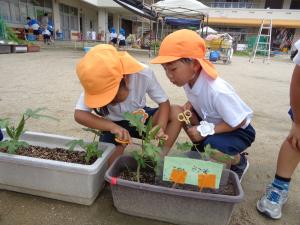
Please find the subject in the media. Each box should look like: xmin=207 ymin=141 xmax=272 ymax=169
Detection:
xmin=204 ymin=8 xmax=300 ymax=20
xmin=208 ymin=2 xmax=257 ymax=8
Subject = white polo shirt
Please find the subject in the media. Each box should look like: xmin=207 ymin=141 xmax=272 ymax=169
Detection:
xmin=75 ymin=65 xmax=168 ymax=121
xmin=184 ymin=71 xmax=253 ymax=129
xmin=293 ymin=39 xmax=300 ymax=66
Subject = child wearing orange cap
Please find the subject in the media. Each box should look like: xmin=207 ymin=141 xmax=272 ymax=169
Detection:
xmin=151 ymin=29 xmax=256 ymax=180
xmin=75 ymin=44 xmax=182 ymax=164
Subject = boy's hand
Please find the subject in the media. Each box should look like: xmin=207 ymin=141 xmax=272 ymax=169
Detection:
xmin=287 ymin=122 xmax=300 ymax=151
xmin=110 ymin=125 xmax=132 ymax=144
xmin=151 ymin=125 xmax=168 ymax=140
xmin=187 ymin=126 xmax=204 ymax=142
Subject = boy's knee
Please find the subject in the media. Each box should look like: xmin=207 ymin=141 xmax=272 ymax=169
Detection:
xmin=170 ymin=105 xmax=183 ymax=121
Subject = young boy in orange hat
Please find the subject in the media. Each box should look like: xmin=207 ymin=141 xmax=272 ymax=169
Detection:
xmin=151 ymin=29 xmax=256 ymax=180
xmin=75 ymin=44 xmax=182 ymax=164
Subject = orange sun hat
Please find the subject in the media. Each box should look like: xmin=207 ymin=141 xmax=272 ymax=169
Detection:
xmin=76 ymin=44 xmax=144 ymax=108
xmin=151 ymin=29 xmax=218 ymax=79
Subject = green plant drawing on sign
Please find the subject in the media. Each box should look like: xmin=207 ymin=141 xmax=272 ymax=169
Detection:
xmin=0 ymin=108 xmax=58 ymax=154
xmin=66 ymin=128 xmax=103 ymax=164
xmin=176 ymin=142 xmax=234 ymax=163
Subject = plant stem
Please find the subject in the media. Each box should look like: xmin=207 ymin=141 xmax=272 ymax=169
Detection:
xmin=137 ymin=162 xmax=141 ymax=183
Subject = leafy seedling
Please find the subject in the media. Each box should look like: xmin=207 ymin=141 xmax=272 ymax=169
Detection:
xmin=124 ymin=112 xmax=165 ymax=182
xmin=0 ymin=108 xmax=58 ymax=154
xmin=66 ymin=128 xmax=103 ymax=164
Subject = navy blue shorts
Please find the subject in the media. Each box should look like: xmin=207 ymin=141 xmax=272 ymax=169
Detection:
xmin=192 ymin=124 xmax=256 ymax=156
xmin=288 ymin=108 xmax=294 ymax=121
xmin=0 ymin=129 xmax=3 ymax=141
xmin=100 ymin=107 xmax=158 ymax=145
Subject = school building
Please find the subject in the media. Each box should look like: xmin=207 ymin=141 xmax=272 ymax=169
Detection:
xmin=0 ymin=0 xmax=154 ymax=42
xmin=0 ymin=0 xmax=299 ymax=50
xmin=200 ymin=0 xmax=300 ymax=50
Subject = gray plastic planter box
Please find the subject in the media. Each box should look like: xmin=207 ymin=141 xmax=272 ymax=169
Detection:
xmin=0 ymin=130 xmax=115 ymax=205
xmin=105 ymin=155 xmax=244 ymax=225
xmin=0 ymin=44 xmax=11 ymax=54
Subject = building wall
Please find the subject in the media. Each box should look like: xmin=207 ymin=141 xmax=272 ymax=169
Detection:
xmin=52 ymin=0 xmax=98 ymax=39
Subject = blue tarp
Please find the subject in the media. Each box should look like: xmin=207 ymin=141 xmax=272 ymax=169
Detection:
xmin=165 ymin=17 xmax=200 ymax=27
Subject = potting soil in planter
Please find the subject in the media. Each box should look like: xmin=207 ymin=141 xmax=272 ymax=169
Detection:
xmin=118 ymin=167 xmax=236 ymax=195
xmin=0 ymin=145 xmax=98 ymax=165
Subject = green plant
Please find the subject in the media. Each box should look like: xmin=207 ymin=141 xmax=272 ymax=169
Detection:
xmin=0 ymin=108 xmax=58 ymax=154
xmin=176 ymin=142 xmax=234 ymax=163
xmin=124 ymin=112 xmax=164 ymax=182
xmin=67 ymin=128 xmax=103 ymax=164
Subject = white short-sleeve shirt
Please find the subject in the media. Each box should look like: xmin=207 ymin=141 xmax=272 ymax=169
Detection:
xmin=184 ymin=71 xmax=253 ymax=129
xmin=293 ymin=39 xmax=300 ymax=66
xmin=75 ymin=64 xmax=168 ymax=121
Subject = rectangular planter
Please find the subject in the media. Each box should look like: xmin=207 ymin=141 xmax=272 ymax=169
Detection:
xmin=11 ymin=44 xmax=28 ymax=53
xmin=0 ymin=44 xmax=11 ymax=54
xmin=0 ymin=130 xmax=115 ymax=205
xmin=105 ymin=155 xmax=244 ymax=225
xmin=27 ymin=45 xmax=40 ymax=52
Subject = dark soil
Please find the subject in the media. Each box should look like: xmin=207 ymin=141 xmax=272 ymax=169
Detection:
xmin=0 ymin=145 xmax=97 ymax=165
xmin=119 ymin=168 xmax=236 ymax=196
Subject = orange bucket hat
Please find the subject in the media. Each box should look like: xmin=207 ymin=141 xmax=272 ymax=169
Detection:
xmin=151 ymin=29 xmax=218 ymax=79
xmin=76 ymin=44 xmax=144 ymax=108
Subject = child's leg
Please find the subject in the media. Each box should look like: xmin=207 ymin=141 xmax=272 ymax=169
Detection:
xmin=108 ymin=145 xmax=126 ymax=166
xmin=99 ymin=123 xmax=130 ymax=166
xmin=256 ymin=138 xmax=298 ymax=219
xmin=276 ymin=138 xmax=300 ymax=179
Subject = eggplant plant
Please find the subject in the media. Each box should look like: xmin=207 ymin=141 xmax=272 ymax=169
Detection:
xmin=0 ymin=108 xmax=58 ymax=154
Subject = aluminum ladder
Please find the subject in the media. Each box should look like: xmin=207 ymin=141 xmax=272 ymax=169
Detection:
xmin=250 ymin=19 xmax=272 ymax=63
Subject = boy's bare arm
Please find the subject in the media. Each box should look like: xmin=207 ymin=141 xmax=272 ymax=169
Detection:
xmin=74 ymin=110 xmax=131 ymax=142
xmin=187 ymin=119 xmax=245 ymax=142
xmin=154 ymin=100 xmax=171 ymax=131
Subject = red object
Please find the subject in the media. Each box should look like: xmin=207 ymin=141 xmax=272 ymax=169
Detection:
xmin=111 ymin=177 xmax=117 ymax=185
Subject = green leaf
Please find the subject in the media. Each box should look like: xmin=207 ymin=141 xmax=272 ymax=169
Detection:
xmin=176 ymin=141 xmax=193 ymax=151
xmin=131 ymin=150 xmax=141 ymax=162
xmin=24 ymin=107 xmax=59 ymax=121
xmin=123 ymin=112 xmax=146 ymax=135
xmin=66 ymin=139 xmax=85 ymax=151
xmin=145 ymin=117 xmax=153 ymax=137
xmin=15 ymin=115 xmax=25 ymax=140
xmin=5 ymin=126 xmax=15 ymax=139
xmin=2 ymin=140 xmax=29 ymax=154
xmin=85 ymin=142 xmax=100 ymax=163
xmin=148 ymin=125 xmax=161 ymax=141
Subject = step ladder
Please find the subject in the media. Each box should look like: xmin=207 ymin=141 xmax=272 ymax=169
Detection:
xmin=250 ymin=19 xmax=272 ymax=63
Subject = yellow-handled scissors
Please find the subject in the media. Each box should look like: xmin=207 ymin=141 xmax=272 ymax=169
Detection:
xmin=177 ymin=110 xmax=192 ymax=127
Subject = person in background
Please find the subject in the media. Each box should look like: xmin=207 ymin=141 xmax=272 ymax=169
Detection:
xmin=109 ymin=27 xmax=117 ymax=47
xmin=42 ymin=27 xmax=51 ymax=45
xmin=41 ymin=13 xmax=49 ymax=29
xmin=257 ymin=39 xmax=300 ymax=219
xmin=118 ymin=28 xmax=126 ymax=50
xmin=27 ymin=17 xmax=40 ymax=36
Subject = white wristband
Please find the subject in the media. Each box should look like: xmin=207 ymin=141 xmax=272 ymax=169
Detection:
xmin=196 ymin=121 xmax=215 ymax=137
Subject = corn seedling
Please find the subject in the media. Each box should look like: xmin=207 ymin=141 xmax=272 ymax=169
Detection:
xmin=0 ymin=108 xmax=58 ymax=154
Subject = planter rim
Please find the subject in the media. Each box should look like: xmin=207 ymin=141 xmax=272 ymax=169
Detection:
xmin=1 ymin=129 xmax=115 ymax=175
xmin=105 ymin=155 xmax=244 ymax=203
